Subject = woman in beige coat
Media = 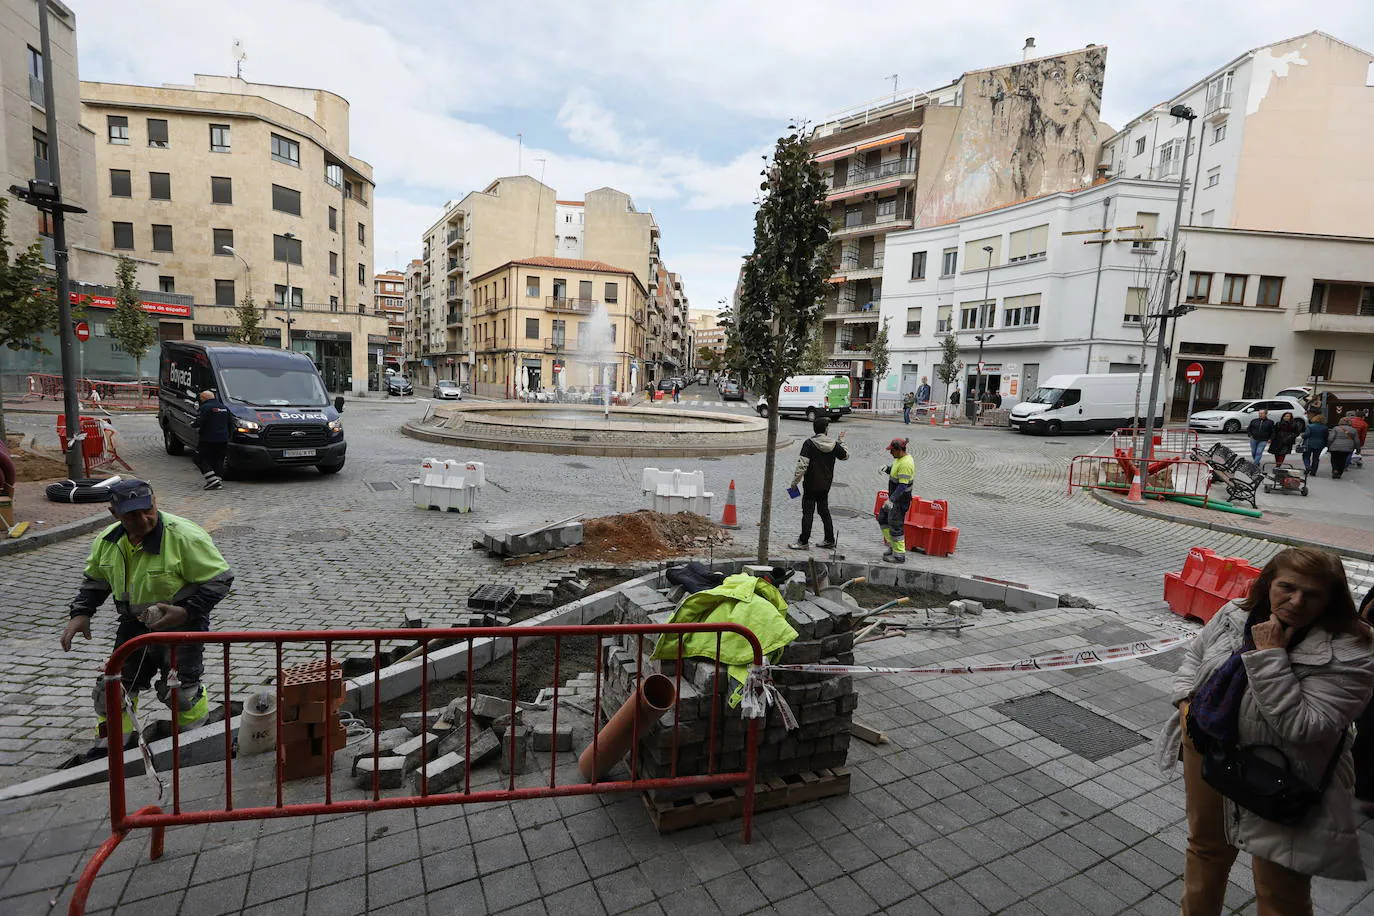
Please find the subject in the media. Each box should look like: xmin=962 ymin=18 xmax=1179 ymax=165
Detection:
xmin=1156 ymin=547 xmax=1374 ymax=915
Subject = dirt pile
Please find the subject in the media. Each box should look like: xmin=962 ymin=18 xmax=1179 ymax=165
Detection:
xmin=573 ymin=510 xmax=731 ymax=562
xmin=7 ymin=446 xmax=69 ymax=482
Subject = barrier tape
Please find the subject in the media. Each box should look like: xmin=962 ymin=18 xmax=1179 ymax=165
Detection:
xmin=760 ymin=630 xmax=1197 ymax=677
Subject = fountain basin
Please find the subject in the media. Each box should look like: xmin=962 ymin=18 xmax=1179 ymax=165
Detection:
xmin=403 ymin=402 xmax=787 ymax=457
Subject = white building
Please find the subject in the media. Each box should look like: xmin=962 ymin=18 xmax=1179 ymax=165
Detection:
xmin=879 ymin=178 xmax=1374 ymax=418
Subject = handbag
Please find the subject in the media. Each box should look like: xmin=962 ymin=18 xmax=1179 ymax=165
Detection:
xmin=1198 ymin=730 xmax=1347 ymax=827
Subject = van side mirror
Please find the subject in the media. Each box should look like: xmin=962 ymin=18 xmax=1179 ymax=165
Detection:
xmin=334 ymin=395 xmax=345 ymax=413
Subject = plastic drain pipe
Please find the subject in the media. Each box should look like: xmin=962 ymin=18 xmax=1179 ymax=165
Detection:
xmin=578 ymin=673 xmax=676 ymax=781
xmin=1163 ymin=494 xmax=1264 ymax=518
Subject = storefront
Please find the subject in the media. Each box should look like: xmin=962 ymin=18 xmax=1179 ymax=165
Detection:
xmin=290 ymin=329 xmax=352 ymax=393
xmin=367 ymin=335 xmax=387 ymax=392
xmin=192 ymin=324 xmax=282 ymax=344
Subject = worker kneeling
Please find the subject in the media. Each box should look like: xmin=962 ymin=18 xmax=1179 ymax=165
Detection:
xmin=60 ymin=479 xmax=234 ymax=763
xmin=878 ymin=438 xmax=915 ymax=564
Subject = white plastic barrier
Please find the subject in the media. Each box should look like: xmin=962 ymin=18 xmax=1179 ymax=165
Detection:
xmin=412 ymin=458 xmax=485 ymax=513
xmin=640 ymin=467 xmax=713 ymax=518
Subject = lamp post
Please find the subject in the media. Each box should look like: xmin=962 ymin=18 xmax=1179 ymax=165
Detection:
xmin=974 ymin=334 xmax=995 ymax=423
xmin=280 ymin=232 xmax=297 ymax=349
xmin=968 ymin=245 xmax=993 ymax=419
xmin=1141 ymin=105 xmax=1197 ymax=472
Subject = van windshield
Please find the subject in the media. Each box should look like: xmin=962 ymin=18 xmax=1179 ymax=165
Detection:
xmin=219 ymin=368 xmax=328 ymax=407
xmin=1026 ymin=387 xmax=1064 ymax=405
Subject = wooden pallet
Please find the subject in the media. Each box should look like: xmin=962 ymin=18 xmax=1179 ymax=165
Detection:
xmin=642 ymin=767 xmax=851 ymax=834
xmin=498 ymin=547 xmax=573 ymax=566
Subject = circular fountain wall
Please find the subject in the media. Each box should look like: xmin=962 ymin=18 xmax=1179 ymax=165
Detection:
xmin=403 ymin=403 xmax=785 ymax=457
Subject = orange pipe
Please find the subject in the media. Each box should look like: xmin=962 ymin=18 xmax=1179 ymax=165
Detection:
xmin=578 ymin=673 xmax=676 ymax=781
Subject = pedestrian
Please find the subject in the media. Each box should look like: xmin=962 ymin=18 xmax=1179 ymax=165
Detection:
xmin=876 ymin=437 xmax=915 ymax=564
xmin=191 ymin=389 xmax=232 ymax=490
xmin=1268 ymin=411 xmax=1301 ymax=466
xmin=1355 ymin=585 xmax=1374 ymax=817
xmin=1301 ymin=414 xmax=1329 ymax=477
xmin=672 ymin=381 xmax=681 ymax=404
xmin=59 ymin=479 xmax=234 ymax=763
xmin=788 ymin=418 xmax=848 ymax=551
xmin=949 ymin=388 xmax=960 ymax=409
xmin=915 ymin=376 xmax=931 ymax=405
xmin=1246 ymin=409 xmax=1275 ymax=465
xmin=1327 ymin=417 xmax=1359 ymax=479
xmin=1347 ymin=410 xmax=1368 ymax=465
xmin=1157 ymin=548 xmax=1374 ymax=914
xmin=902 ymin=390 xmax=915 ymax=425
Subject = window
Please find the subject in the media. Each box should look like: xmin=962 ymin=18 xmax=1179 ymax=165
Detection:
xmin=905 ymin=307 xmax=922 ymax=336
xmin=107 ymin=115 xmax=128 ymax=144
xmin=604 ymin=282 xmax=618 ymax=303
xmin=609 ymin=323 xmax=616 ymax=343
xmin=328 ymin=206 xmax=337 ymax=231
xmin=32 ymin=129 xmax=49 ymax=181
xmin=270 ymin=133 xmax=300 ymax=166
xmin=936 ymin=305 xmax=952 ymax=333
xmin=110 ymin=169 xmax=131 ymax=198
xmin=1212 ymin=124 xmax=1226 ymax=145
xmin=358 ymin=263 xmax=365 ymax=284
xmin=1186 ymin=272 xmax=1211 ymax=303
xmin=159 ymin=276 xmax=175 ymax=293
xmin=1205 ymin=167 xmax=1220 ymax=189
xmin=1155 ymin=140 xmax=1182 ymax=179
xmin=27 ymin=46 xmax=43 ymax=106
xmin=910 ymin=251 xmax=927 ymax=280
xmin=1221 ymin=274 xmax=1247 ymax=305
xmin=329 ymin=251 xmax=338 ymax=276
xmin=149 ymin=172 xmax=171 ymax=200
xmin=1133 ymin=212 xmax=1160 ymax=250
xmin=210 ymin=176 xmax=232 ymax=204
xmin=1180 ymin=342 xmax=1227 ymax=356
xmin=1124 ymin=286 xmax=1147 ymax=323
xmin=146 ymin=118 xmax=169 ymax=148
xmin=112 ymin=222 xmax=134 ymax=249
xmin=960 ymin=301 xmax=993 ymax=330
xmin=1008 ymin=225 xmax=1049 ymax=262
xmin=525 ymin=317 xmax=540 ymax=339
xmin=1199 ymin=210 xmax=1215 ymax=227
xmin=1003 ymin=293 xmax=1042 ymax=327
xmin=213 ymin=228 xmax=234 ymax=255
xmin=209 ymin=123 xmax=230 ymax=152
xmin=151 ymin=224 xmax=173 ymax=252
xmin=579 ymin=280 xmax=594 ymax=300
xmin=329 ymin=296 xmax=339 ymax=312
xmin=1133 ymin=136 xmax=1146 ymax=157
xmin=963 ymin=236 xmax=1000 ymax=269
xmin=1256 ymin=276 xmax=1283 ymax=308
xmin=273 ymin=233 xmax=302 ymax=264
xmin=1310 ymin=349 xmax=1335 ymax=381
xmin=325 ymin=163 xmax=343 ymax=189
xmin=357 ymin=222 xmax=365 ymax=244
xmin=526 ymin=276 xmax=540 ymax=297
xmin=1205 ymin=70 xmax=1234 ymax=115
xmin=214 ymin=279 xmax=236 ymax=306
xmin=272 ymin=184 xmax=301 ymax=216
xmin=941 ymin=249 xmax=957 ymax=277
xmin=274 ymin=285 xmax=303 ymax=309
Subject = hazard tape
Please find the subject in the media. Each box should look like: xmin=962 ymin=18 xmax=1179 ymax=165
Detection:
xmin=761 ymin=630 xmax=1197 ymax=677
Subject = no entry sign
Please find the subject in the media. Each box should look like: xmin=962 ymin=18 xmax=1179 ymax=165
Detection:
xmin=74 ymin=321 xmax=90 ymax=342
xmin=1185 ymin=362 xmax=1203 ymax=385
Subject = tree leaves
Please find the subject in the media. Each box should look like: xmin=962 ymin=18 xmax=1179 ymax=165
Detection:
xmin=107 ymin=254 xmax=158 ymax=379
xmin=0 ymin=197 xmax=57 ymax=354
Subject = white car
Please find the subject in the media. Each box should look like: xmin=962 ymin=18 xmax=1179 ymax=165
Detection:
xmin=432 ymin=380 xmax=463 ymax=400
xmin=1188 ymin=396 xmax=1305 ymax=434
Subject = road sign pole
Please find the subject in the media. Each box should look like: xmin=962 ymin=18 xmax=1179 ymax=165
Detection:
xmin=1183 ymin=362 xmax=1203 ymax=425
xmin=1187 ymin=383 xmax=1196 ymax=422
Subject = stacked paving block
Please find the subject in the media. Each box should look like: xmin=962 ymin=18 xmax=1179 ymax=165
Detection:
xmin=479 ymin=521 xmax=584 ymax=557
xmin=278 ymin=660 xmax=346 ymax=780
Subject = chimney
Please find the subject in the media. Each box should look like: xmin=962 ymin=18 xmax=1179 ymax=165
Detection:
xmin=1022 ymin=38 xmax=1036 ymax=60
xmin=1094 ymin=165 xmax=1111 ymax=185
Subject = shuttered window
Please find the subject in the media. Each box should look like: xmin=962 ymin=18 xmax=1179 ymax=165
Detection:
xmin=963 ymin=236 xmax=1001 ymax=270
xmin=1008 ymin=225 xmax=1048 ymax=262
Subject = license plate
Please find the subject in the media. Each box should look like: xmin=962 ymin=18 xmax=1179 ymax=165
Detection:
xmin=282 ymin=448 xmax=317 ymax=458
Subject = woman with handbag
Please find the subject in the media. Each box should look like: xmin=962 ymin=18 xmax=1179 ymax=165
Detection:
xmin=1156 ymin=547 xmax=1374 ymax=915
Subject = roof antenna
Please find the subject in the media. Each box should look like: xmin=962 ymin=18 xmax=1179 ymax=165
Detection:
xmin=1022 ymin=37 xmax=1036 ymax=61
xmin=231 ymin=39 xmax=247 ymax=79
xmin=887 ymin=74 xmax=898 ymax=99
xmin=517 ymin=133 xmax=523 ymax=175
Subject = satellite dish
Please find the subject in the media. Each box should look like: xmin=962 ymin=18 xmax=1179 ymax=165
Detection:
xmin=231 ymin=39 xmax=247 ymax=78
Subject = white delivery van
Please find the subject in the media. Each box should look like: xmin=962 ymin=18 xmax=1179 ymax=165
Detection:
xmin=756 ymin=375 xmax=852 ymax=421
xmin=1009 ymin=373 xmax=1162 ymax=434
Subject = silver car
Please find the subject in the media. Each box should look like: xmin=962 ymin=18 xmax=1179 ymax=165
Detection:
xmin=432 ymin=380 xmax=463 ymax=400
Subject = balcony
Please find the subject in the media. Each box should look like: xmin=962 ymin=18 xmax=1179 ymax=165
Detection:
xmin=447 ymin=310 xmax=460 ymax=326
xmin=1293 ymin=299 xmax=1374 ymax=335
xmin=830 ymin=208 xmax=914 ymax=239
xmin=447 ymin=226 xmax=465 ymax=245
xmin=1204 ymin=91 xmax=1231 ymax=122
xmin=545 ymin=337 xmax=569 ymax=351
xmin=830 ymin=252 xmax=884 ymax=281
xmin=827 ymin=158 xmax=918 ymax=201
xmin=447 ymin=258 xmax=460 ymax=275
xmin=834 ymin=342 xmax=873 ymax=358
xmin=546 ymin=296 xmax=596 ymax=314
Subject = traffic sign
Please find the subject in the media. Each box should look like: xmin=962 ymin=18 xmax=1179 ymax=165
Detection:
xmin=74 ymin=320 xmax=90 ymax=342
xmin=1185 ymin=362 xmax=1204 ymax=385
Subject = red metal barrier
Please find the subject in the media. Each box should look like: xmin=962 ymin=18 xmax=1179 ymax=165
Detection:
xmin=56 ymin=415 xmax=133 ymax=478
xmin=23 ymin=373 xmax=158 ymax=408
xmin=1111 ymin=427 xmax=1199 ymax=457
xmin=69 ymin=623 xmax=763 ymax=915
xmin=1067 ymin=455 xmax=1213 ymax=500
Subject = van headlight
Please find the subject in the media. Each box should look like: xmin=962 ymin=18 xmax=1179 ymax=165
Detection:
xmin=328 ymin=419 xmax=343 ymax=434
xmin=235 ymin=419 xmax=261 ymax=433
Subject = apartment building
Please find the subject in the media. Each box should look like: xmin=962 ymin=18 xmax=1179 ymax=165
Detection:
xmin=79 ymin=75 xmax=381 ymax=393
xmin=808 ymin=45 xmax=1107 ymax=406
xmin=403 ymin=257 xmax=425 ymax=377
xmin=1100 ymin=31 xmax=1374 ymax=237
xmin=879 ymin=178 xmax=1374 ymax=416
xmin=373 ymin=269 xmax=405 ymax=368
xmin=469 ymin=256 xmax=647 ymax=397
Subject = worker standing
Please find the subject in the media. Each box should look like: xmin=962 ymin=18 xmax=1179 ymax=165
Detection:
xmin=877 ymin=438 xmax=915 ymax=564
xmin=192 ymin=389 xmax=232 ymax=490
xmin=59 ymin=479 xmax=234 ymax=762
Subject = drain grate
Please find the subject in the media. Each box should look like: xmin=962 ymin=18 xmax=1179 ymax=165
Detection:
xmin=1067 ymin=522 xmax=1112 ymax=532
xmin=287 ymin=528 xmax=351 ymax=544
xmin=211 ymin=525 xmax=256 ymax=539
xmin=366 ymin=481 xmax=401 ymax=492
xmin=972 ymin=491 xmax=1006 ymax=501
xmin=994 ymin=692 xmax=1146 ymax=762
xmin=1087 ymin=541 xmax=1143 ymax=558
xmin=1140 ymin=647 xmax=1186 ymax=672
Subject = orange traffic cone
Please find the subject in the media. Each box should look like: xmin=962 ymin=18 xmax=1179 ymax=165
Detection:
xmin=1127 ymin=471 xmax=1145 ymax=503
xmin=929 ymin=411 xmax=937 ymax=426
xmin=720 ymin=479 xmax=740 ymax=529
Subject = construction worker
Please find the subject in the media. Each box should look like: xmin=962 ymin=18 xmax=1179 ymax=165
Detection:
xmin=60 ymin=479 xmax=234 ymax=762
xmin=192 ymin=389 xmax=232 ymax=490
xmin=877 ymin=437 xmax=915 ymax=563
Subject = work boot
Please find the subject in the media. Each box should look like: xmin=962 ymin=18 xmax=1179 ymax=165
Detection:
xmin=204 ymin=477 xmax=223 ymax=490
xmin=817 ymin=540 xmax=837 ymax=550
xmin=788 ymin=541 xmax=809 ymax=550
xmin=883 ymin=553 xmax=906 ymax=564
xmin=881 ymin=548 xmax=894 ymax=560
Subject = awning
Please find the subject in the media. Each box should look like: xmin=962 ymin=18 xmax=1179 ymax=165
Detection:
xmin=813 ymin=146 xmax=854 ymax=164
xmin=842 ymin=313 xmax=880 ymax=324
xmin=825 ymin=179 xmax=901 ymax=203
xmin=826 ymin=276 xmax=848 ymax=284
xmin=853 ymin=128 xmax=920 ymax=153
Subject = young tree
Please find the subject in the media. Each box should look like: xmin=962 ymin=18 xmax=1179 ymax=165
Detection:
xmin=0 ymin=197 xmax=56 ymax=440
xmin=797 ymin=323 xmax=827 ymax=374
xmin=228 ymin=290 xmax=264 ymax=345
xmin=869 ymin=317 xmax=891 ymax=406
xmin=107 ymin=255 xmax=157 ymax=381
xmin=1128 ymin=239 xmax=1179 ymax=428
xmin=734 ymin=126 xmax=832 ymax=561
xmin=935 ymin=332 xmax=962 ymax=414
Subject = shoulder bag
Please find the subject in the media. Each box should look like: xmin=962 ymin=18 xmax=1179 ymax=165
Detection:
xmin=1198 ymin=730 xmax=1347 ymax=827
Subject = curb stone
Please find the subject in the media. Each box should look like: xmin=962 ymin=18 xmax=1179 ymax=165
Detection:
xmin=0 ymin=511 xmax=110 ymax=557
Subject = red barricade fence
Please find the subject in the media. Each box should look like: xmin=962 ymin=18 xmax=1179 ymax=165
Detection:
xmin=1111 ymin=427 xmax=1200 ymax=458
xmin=1164 ymin=547 xmax=1262 ymax=622
xmin=1067 ymin=455 xmax=1213 ymax=500
xmin=23 ymin=374 xmax=158 ymax=408
xmin=55 ymin=415 xmax=133 ymax=478
xmin=70 ymin=623 xmax=764 ymax=915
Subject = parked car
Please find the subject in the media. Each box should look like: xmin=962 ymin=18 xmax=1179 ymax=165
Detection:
xmin=1188 ymin=396 xmax=1306 ymax=434
xmin=657 ymin=378 xmax=680 ymax=392
xmin=432 ymin=379 xmax=463 ymax=400
xmin=720 ymin=380 xmax=744 ymax=401
xmin=386 ymin=375 xmax=414 ymax=396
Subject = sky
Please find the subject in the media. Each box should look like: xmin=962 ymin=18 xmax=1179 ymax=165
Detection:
xmin=74 ymin=1 xmax=1372 ymax=314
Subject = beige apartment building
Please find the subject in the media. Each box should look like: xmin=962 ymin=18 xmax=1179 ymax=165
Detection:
xmin=79 ymin=75 xmax=382 ymax=393
xmin=469 ymin=256 xmax=647 ymax=398
xmin=373 ymin=269 xmax=405 ymax=367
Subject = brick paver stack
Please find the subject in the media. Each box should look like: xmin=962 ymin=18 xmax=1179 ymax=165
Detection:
xmin=278 ymin=659 xmax=346 ymax=780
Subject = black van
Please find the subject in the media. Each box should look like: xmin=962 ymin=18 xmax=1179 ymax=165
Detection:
xmin=159 ymin=341 xmax=346 ymax=476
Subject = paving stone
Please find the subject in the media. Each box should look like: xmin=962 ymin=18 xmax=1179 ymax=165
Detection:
xmin=482 ymin=862 xmax=543 ymax=911
xmin=304 ymin=875 xmax=367 ymax=916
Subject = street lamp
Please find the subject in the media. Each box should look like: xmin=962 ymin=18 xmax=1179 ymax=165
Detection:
xmin=974 ymin=334 xmax=995 ymax=422
xmin=968 ymin=244 xmax=994 ymax=419
xmin=1140 ymin=104 xmax=1197 ymax=473
xmin=220 ymin=245 xmax=258 ymax=317
xmin=279 ymin=232 xmax=297 ymax=350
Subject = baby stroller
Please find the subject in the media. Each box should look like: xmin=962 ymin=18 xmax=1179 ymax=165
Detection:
xmin=1263 ymin=462 xmax=1309 ymax=497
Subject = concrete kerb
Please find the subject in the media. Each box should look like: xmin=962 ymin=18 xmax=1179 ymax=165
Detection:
xmin=1088 ymin=487 xmax=1374 ymax=563
xmin=0 ymin=511 xmax=111 ymax=558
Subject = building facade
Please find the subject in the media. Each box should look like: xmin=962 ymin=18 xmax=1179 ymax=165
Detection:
xmin=468 ymin=256 xmax=647 ymax=398
xmin=373 ymin=269 xmax=405 ymax=369
xmin=79 ymin=75 xmax=380 ymax=393
xmin=1100 ymin=31 xmax=1374 ymax=238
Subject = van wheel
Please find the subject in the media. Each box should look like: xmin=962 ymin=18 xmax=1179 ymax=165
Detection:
xmin=806 ymin=407 xmax=818 ymax=423
xmin=1045 ymin=421 xmax=1062 ymax=436
xmin=756 ymin=404 xmax=769 ymax=418
xmin=163 ymin=424 xmax=184 ymax=456
xmin=317 ymin=461 xmax=345 ymax=475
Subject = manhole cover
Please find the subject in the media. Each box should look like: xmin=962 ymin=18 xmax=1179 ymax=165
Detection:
xmin=1140 ymin=647 xmax=1185 ymax=672
xmin=286 ymin=528 xmax=351 ymax=544
xmin=565 ymin=462 xmax=591 ymax=470
xmin=1046 ymin=441 xmax=1068 ymax=445
xmin=1067 ymin=522 xmax=1112 ymax=532
xmin=994 ymin=692 xmax=1145 ymax=762
xmin=366 ymin=481 xmax=400 ymax=492
xmin=971 ymin=491 xmax=1005 ymax=501
xmin=830 ymin=506 xmax=867 ymax=519
xmin=210 ymin=525 xmax=255 ymax=539
xmin=1087 ymin=541 xmax=1143 ymax=557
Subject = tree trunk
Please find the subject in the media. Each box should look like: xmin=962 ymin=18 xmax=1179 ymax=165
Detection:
xmin=756 ymin=385 xmax=781 ymax=562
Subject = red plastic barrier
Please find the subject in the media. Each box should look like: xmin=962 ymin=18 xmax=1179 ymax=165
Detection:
xmin=873 ymin=489 xmax=888 ymax=519
xmin=901 ymin=497 xmax=960 ymax=558
xmin=1164 ymin=548 xmax=1261 ymax=623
